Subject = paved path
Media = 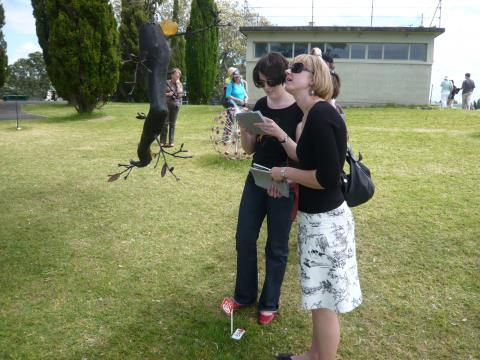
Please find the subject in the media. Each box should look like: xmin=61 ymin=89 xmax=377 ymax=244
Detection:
xmin=0 ymin=101 xmax=45 ymax=121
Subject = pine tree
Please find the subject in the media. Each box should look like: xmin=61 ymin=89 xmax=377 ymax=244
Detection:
xmin=0 ymin=2 xmax=7 ymax=89
xmin=116 ymin=0 xmax=149 ymax=102
xmin=168 ymin=0 xmax=186 ymax=77
xmin=31 ymin=0 xmax=51 ymax=69
xmin=185 ymin=0 xmax=219 ymax=104
xmin=31 ymin=0 xmax=120 ymax=113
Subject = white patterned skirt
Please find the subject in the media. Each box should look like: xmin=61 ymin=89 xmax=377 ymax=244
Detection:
xmin=297 ymin=202 xmax=362 ymax=313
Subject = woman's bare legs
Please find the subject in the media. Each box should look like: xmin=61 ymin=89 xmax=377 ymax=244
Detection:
xmin=291 ymin=308 xmax=340 ymax=360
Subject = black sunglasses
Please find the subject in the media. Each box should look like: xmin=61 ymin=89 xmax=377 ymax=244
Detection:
xmin=289 ymin=62 xmax=313 ymax=74
xmin=254 ymin=79 xmax=280 ymax=88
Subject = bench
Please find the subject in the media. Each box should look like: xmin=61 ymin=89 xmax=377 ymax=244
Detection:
xmin=3 ymin=95 xmax=29 ymax=101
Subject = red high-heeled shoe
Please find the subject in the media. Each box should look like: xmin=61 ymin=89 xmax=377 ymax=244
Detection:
xmin=258 ymin=311 xmax=276 ymax=325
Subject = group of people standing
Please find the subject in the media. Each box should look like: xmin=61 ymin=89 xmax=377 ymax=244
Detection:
xmin=440 ymin=73 xmax=476 ymax=110
xmin=223 ymin=51 xmax=361 ymax=360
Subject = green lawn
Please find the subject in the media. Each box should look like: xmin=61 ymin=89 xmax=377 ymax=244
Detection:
xmin=0 ymin=103 xmax=479 ymax=359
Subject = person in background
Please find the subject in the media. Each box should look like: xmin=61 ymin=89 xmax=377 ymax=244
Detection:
xmin=225 ymin=67 xmax=238 ymax=86
xmin=270 ymin=54 xmax=362 ymax=360
xmin=440 ymin=76 xmax=453 ymax=108
xmin=161 ymin=68 xmax=183 ymax=147
xmin=222 ymin=52 xmax=303 ymax=326
xmin=322 ymin=54 xmax=335 ymax=73
xmin=461 ymin=73 xmax=476 ymax=110
xmin=330 ymin=71 xmax=345 ymax=122
xmin=226 ymin=70 xmax=248 ymax=108
xmin=310 ymin=47 xmax=322 ymax=57
xmin=447 ymin=79 xmax=460 ymax=108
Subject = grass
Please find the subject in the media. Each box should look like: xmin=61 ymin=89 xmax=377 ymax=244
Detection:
xmin=0 ymin=103 xmax=479 ymax=360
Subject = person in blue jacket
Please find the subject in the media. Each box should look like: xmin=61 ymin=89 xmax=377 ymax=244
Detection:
xmin=226 ymin=70 xmax=248 ymax=107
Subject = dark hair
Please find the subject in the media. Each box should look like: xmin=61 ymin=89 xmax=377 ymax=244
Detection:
xmin=253 ymin=52 xmax=289 ymax=87
xmin=322 ymin=54 xmax=334 ymax=64
xmin=465 ymin=73 xmax=471 ymax=78
xmin=331 ymin=71 xmax=341 ymax=99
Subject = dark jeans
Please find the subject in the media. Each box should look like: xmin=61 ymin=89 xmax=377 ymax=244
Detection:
xmin=234 ymin=173 xmax=294 ymax=312
xmin=160 ymin=101 xmax=180 ymax=144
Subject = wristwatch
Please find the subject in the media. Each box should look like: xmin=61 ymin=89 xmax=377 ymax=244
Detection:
xmin=279 ymin=134 xmax=288 ymax=144
xmin=280 ymin=167 xmax=287 ymax=179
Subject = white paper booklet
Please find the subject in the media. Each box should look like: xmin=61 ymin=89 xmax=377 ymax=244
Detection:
xmin=236 ymin=111 xmax=266 ymax=135
xmin=249 ymin=163 xmax=289 ymax=197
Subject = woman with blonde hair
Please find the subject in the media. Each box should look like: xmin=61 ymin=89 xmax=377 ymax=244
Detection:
xmin=161 ymin=68 xmax=183 ymax=147
xmin=270 ymin=54 xmax=362 ymax=360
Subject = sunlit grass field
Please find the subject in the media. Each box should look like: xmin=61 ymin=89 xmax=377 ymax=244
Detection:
xmin=0 ymin=103 xmax=479 ymax=359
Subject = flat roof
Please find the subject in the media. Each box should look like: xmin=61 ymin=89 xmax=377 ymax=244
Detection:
xmin=240 ymin=26 xmax=445 ymax=37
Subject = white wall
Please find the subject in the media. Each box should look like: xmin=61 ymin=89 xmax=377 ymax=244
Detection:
xmin=243 ymin=28 xmax=441 ymax=106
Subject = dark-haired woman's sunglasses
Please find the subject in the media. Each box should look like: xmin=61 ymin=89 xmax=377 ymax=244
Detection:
xmin=254 ymin=79 xmax=279 ymax=88
xmin=289 ymin=62 xmax=313 ymax=74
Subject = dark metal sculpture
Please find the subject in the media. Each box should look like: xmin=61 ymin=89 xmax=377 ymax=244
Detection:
xmin=109 ymin=21 xmax=191 ymax=182
xmin=108 ymin=14 xmax=229 ymax=182
xmin=135 ymin=21 xmax=171 ymax=167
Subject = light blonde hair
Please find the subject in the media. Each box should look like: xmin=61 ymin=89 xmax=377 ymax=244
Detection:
xmin=171 ymin=68 xmax=182 ymax=78
xmin=292 ymin=54 xmax=333 ymax=101
xmin=227 ymin=67 xmax=237 ymax=77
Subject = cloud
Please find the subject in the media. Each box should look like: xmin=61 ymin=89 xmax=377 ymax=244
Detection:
xmin=10 ymin=42 xmax=42 ymax=63
xmin=3 ymin=0 xmax=37 ymax=36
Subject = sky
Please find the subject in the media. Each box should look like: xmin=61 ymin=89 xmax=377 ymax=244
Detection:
xmin=2 ymin=0 xmax=479 ymax=101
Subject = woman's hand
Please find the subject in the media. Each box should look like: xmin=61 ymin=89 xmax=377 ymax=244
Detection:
xmin=254 ymin=116 xmax=285 ymax=140
xmin=239 ymin=124 xmax=253 ymax=137
xmin=267 ymin=186 xmax=282 ymax=198
xmin=270 ymin=166 xmax=285 ymax=182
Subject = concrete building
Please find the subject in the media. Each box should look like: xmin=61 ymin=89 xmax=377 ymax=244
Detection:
xmin=239 ymin=26 xmax=444 ymax=106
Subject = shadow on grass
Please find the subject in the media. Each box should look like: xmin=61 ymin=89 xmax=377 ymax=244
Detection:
xmin=195 ymin=153 xmax=250 ymax=171
xmin=469 ymin=132 xmax=480 ymax=140
xmin=44 ymin=111 xmax=106 ymax=124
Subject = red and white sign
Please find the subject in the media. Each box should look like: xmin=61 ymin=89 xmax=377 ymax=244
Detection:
xmin=221 ymin=297 xmax=234 ymax=316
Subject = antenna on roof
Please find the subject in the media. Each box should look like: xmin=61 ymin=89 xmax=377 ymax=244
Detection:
xmin=429 ymin=0 xmax=442 ymax=27
xmin=309 ymin=0 xmax=314 ymax=26
xmin=370 ymin=0 xmax=374 ymax=27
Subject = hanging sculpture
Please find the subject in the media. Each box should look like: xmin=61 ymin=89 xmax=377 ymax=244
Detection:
xmin=108 ymin=11 xmax=229 ymax=182
xmin=108 ymin=20 xmax=190 ymax=182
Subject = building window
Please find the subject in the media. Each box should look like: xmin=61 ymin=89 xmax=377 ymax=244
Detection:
xmin=384 ymin=43 xmax=409 ymax=60
xmin=410 ymin=43 xmax=427 ymax=61
xmin=294 ymin=43 xmax=309 ymax=56
xmin=269 ymin=42 xmax=293 ymax=58
xmin=351 ymin=44 xmax=367 ymax=59
xmin=325 ymin=43 xmax=349 ymax=58
xmin=311 ymin=43 xmax=325 ymax=53
xmin=254 ymin=42 xmax=268 ymax=58
xmin=367 ymin=44 xmax=383 ymax=59
xmin=253 ymin=41 xmax=427 ymax=62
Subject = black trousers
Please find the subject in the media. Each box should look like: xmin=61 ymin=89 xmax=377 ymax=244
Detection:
xmin=160 ymin=101 xmax=180 ymax=144
xmin=234 ymin=174 xmax=294 ymax=311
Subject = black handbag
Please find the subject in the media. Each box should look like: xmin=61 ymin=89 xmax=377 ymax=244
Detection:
xmin=341 ymin=146 xmax=375 ymax=207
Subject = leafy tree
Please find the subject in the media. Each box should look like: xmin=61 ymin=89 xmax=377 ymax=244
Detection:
xmin=116 ymin=0 xmax=149 ymax=102
xmin=168 ymin=0 xmax=186 ymax=77
xmin=185 ymin=0 xmax=219 ymax=104
xmin=6 ymin=52 xmax=50 ymax=99
xmin=216 ymin=0 xmax=270 ymax=76
xmin=31 ymin=0 xmax=120 ymax=113
xmin=0 ymin=2 xmax=7 ymax=88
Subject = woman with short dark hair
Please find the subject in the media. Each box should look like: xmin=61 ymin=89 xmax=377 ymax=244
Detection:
xmin=222 ymin=52 xmax=303 ymax=326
